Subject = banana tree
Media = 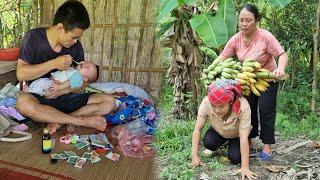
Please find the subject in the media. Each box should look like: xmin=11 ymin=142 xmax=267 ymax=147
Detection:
xmin=158 ymin=0 xmax=237 ymax=119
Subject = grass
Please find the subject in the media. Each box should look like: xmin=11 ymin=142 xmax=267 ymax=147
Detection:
xmin=155 ymin=115 xmax=229 ymax=179
xmin=276 ymin=112 xmax=320 ymax=139
xmin=275 ymin=88 xmax=320 ymax=139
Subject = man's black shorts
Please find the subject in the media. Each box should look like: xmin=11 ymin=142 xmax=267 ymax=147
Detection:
xmin=31 ymin=92 xmax=92 ymax=113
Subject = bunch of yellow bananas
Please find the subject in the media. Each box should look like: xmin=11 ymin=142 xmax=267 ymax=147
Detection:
xmin=202 ymin=58 xmax=277 ymax=96
xmin=235 ymin=59 xmax=274 ymax=96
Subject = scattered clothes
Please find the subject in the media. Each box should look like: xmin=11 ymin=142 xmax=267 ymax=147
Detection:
xmin=106 ymin=107 xmax=136 ymax=125
xmin=12 ymin=123 xmax=28 ymax=131
xmin=125 ymin=118 xmax=156 ymax=135
xmin=0 ymin=105 xmax=25 ymax=121
xmin=113 ymin=125 xmax=155 ymax=158
xmin=0 ymin=83 xmax=20 ymax=99
xmin=105 ymin=94 xmax=158 ymax=158
xmin=105 ymin=95 xmax=157 ymax=135
xmin=0 ymin=97 xmax=16 ymax=107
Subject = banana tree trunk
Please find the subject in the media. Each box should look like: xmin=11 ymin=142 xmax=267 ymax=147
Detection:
xmin=167 ymin=7 xmax=202 ymax=119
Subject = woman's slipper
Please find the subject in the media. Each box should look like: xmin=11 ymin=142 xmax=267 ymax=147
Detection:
xmin=259 ymin=150 xmax=272 ymax=161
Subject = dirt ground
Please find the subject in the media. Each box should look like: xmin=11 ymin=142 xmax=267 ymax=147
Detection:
xmin=156 ymin=132 xmax=320 ymax=180
xmin=200 ymin=135 xmax=320 ymax=180
xmin=0 ymin=70 xmax=17 ymax=87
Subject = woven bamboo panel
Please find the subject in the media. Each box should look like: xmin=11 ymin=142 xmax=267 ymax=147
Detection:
xmin=38 ymin=0 xmax=162 ymax=97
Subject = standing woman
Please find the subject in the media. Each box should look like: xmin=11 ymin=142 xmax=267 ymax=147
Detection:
xmin=217 ymin=4 xmax=288 ymax=160
xmin=191 ymin=80 xmax=257 ymax=179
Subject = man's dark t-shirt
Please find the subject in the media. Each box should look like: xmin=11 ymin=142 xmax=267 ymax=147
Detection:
xmin=18 ymin=28 xmax=90 ymax=113
xmin=19 ymin=27 xmax=84 ymax=80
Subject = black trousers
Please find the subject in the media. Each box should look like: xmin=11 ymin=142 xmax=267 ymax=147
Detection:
xmin=203 ymin=127 xmax=241 ymax=165
xmin=246 ymin=82 xmax=278 ymax=144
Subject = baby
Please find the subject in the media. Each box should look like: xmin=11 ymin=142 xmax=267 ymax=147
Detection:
xmin=28 ymin=61 xmax=99 ymax=96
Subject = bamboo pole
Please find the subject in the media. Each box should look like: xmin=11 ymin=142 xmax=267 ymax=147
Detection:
xmin=99 ymin=0 xmax=108 ymax=82
xmin=121 ymin=0 xmax=132 ymax=83
xmin=134 ymin=0 xmax=148 ymax=85
xmin=108 ymin=0 xmax=119 ymax=81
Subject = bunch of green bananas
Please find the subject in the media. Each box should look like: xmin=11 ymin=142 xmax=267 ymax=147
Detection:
xmin=201 ymin=58 xmax=241 ymax=86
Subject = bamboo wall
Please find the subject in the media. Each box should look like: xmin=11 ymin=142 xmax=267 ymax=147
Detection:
xmin=37 ymin=0 xmax=162 ymax=97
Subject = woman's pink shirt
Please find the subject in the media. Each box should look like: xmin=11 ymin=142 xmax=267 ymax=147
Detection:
xmin=220 ymin=28 xmax=284 ymax=71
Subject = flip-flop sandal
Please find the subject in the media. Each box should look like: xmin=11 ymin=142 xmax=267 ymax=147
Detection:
xmin=259 ymin=150 xmax=272 ymax=161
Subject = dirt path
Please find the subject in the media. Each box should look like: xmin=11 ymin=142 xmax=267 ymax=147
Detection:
xmin=156 ymin=132 xmax=320 ymax=180
xmin=206 ymin=136 xmax=320 ymax=180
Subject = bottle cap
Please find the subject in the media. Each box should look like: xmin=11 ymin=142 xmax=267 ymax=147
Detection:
xmin=43 ymin=128 xmax=49 ymax=134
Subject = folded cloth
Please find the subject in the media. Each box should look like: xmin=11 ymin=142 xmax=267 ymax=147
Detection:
xmin=0 ymin=83 xmax=20 ymax=98
xmin=12 ymin=123 xmax=28 ymax=131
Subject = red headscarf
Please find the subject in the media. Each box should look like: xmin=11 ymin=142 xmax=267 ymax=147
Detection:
xmin=208 ymin=80 xmax=242 ymax=114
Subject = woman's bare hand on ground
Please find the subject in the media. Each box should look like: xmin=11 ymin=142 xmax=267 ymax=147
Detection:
xmin=191 ymin=156 xmax=205 ymax=169
xmin=234 ymin=167 xmax=257 ymax=180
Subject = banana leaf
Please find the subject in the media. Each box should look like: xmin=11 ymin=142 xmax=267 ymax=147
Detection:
xmin=189 ymin=13 xmax=228 ymax=48
xmin=267 ymin=0 xmax=291 ymax=9
xmin=158 ymin=0 xmax=179 ymax=21
xmin=157 ymin=20 xmax=174 ymax=38
xmin=216 ymin=0 xmax=237 ymax=38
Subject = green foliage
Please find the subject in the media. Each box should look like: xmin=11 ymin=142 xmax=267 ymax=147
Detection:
xmin=276 ymin=68 xmax=320 ymax=138
xmin=183 ymin=0 xmax=198 ymax=6
xmin=0 ymin=0 xmax=35 ymax=48
xmin=157 ymin=20 xmax=174 ymax=38
xmin=158 ymin=0 xmax=237 ymax=48
xmin=158 ymin=48 xmax=174 ymax=112
xmin=277 ymin=88 xmax=312 ymax=121
xmin=158 ymin=0 xmax=179 ymax=21
xmin=267 ymin=0 xmax=292 ymax=9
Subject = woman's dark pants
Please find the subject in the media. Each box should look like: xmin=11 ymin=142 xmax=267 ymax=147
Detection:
xmin=203 ymin=127 xmax=241 ymax=165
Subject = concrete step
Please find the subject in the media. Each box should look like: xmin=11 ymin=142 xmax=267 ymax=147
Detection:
xmin=0 ymin=61 xmax=17 ymax=87
xmin=0 ymin=61 xmax=17 ymax=75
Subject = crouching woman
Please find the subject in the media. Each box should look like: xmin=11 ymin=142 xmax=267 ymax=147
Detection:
xmin=191 ymin=80 xmax=257 ymax=179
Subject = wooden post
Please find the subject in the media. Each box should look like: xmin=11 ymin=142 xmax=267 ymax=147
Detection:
xmin=311 ymin=0 xmax=320 ymax=114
